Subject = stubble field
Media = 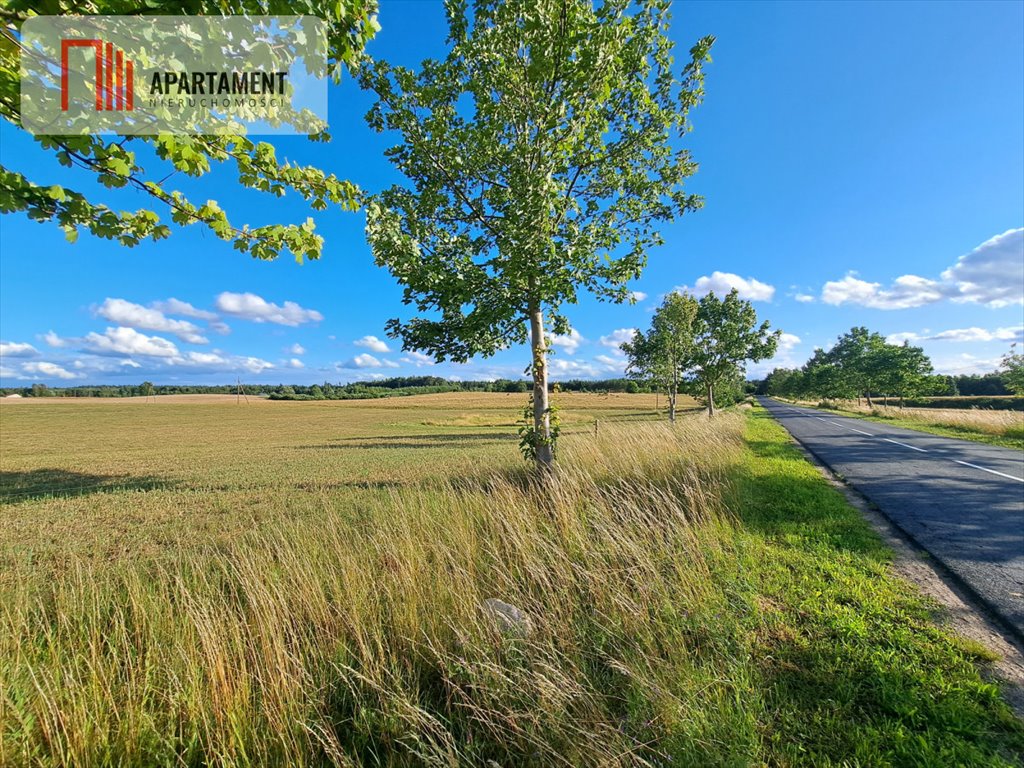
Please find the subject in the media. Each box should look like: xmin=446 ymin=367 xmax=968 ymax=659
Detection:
xmin=0 ymin=392 xmax=665 ymax=564
xmin=1 ymin=393 xmax=1021 ymax=766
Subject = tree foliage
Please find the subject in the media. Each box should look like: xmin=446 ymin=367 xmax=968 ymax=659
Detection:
xmin=624 ymin=289 xmax=777 ymax=419
xmin=762 ymin=326 xmax=936 ymax=405
xmin=0 ymin=0 xmax=379 ymax=260
xmin=361 ymin=0 xmax=713 ymax=466
xmin=1000 ymin=344 xmax=1024 ymax=395
xmin=688 ymin=289 xmax=778 ymax=416
xmin=621 ymin=292 xmax=697 ymax=421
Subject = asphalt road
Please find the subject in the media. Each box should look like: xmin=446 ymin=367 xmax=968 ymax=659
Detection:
xmin=759 ymin=397 xmax=1024 ymax=639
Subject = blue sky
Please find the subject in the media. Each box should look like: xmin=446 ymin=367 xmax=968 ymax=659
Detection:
xmin=2 ymin=0 xmax=1022 ymax=386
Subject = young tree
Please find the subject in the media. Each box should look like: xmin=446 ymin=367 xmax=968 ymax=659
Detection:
xmin=1000 ymin=343 xmax=1024 ymax=395
xmin=362 ymin=0 xmax=714 ymax=468
xmin=1 ymin=1 xmax=378 ymax=261
xmin=688 ymin=289 xmax=779 ymax=417
xmin=621 ymin=293 xmax=698 ymax=422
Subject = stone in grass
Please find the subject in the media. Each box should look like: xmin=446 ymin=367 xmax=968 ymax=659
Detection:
xmin=481 ymin=598 xmax=533 ymax=637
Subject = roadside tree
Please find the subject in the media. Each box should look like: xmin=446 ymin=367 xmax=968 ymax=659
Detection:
xmin=1000 ymin=344 xmax=1024 ymax=395
xmin=362 ymin=0 xmax=714 ymax=468
xmin=688 ymin=289 xmax=779 ymax=418
xmin=621 ymin=293 xmax=698 ymax=422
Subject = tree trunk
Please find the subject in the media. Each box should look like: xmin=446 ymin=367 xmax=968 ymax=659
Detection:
xmin=528 ymin=302 xmax=554 ymax=470
xmin=706 ymin=383 xmax=715 ymax=418
xmin=669 ymin=363 xmax=678 ymax=422
xmin=865 ymin=391 xmax=873 ymax=408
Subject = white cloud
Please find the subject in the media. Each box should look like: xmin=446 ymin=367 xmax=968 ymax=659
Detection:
xmin=887 ymin=325 xmax=1023 ymax=345
xmin=930 ymin=353 xmax=1004 ymax=376
xmin=0 ymin=341 xmax=38 ymax=358
xmin=885 ymin=331 xmax=921 ymax=345
xmin=678 ymin=272 xmax=776 ymax=301
xmin=63 ymin=355 xmax=146 ymax=376
xmin=96 ymin=298 xmax=208 ymax=344
xmin=353 ymin=335 xmax=390 ymax=353
xmin=401 ymin=350 xmax=435 ymax=367
xmin=746 ymin=333 xmax=802 ymax=378
xmin=821 ymin=228 xmax=1024 ymax=310
xmin=43 ymin=331 xmax=71 ymax=348
xmin=286 ymin=358 xmax=305 ymax=369
xmin=339 ymin=354 xmax=399 ymax=369
xmin=287 ymin=343 xmax=306 ymax=355
xmin=630 ymin=291 xmax=648 ymax=302
xmin=777 ymin=333 xmax=801 ymax=352
xmin=215 ymin=292 xmax=324 ymax=326
xmin=163 ymin=351 xmax=274 ymax=374
xmin=549 ymin=358 xmax=601 ymax=378
xmin=83 ymin=327 xmax=180 ymax=358
xmin=794 ymin=293 xmax=815 ymax=303
xmin=599 ymin=328 xmax=637 ymax=349
xmin=151 ymin=298 xmax=218 ymax=321
xmin=821 ymin=273 xmax=946 ymax=310
xmin=178 ymin=351 xmax=226 ymax=365
xmin=594 ymin=354 xmax=626 ymax=373
xmin=930 ymin=326 xmax=1022 ymax=343
xmin=237 ymin=357 xmax=275 ymax=374
xmin=550 ymin=328 xmax=584 ymax=354
xmin=209 ymin=321 xmax=232 ymax=335
xmin=941 ymin=228 xmax=1024 ymax=307
xmin=21 ymin=361 xmax=80 ymax=380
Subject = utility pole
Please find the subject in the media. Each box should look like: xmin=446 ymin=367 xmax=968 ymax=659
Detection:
xmin=236 ymin=377 xmax=250 ymax=404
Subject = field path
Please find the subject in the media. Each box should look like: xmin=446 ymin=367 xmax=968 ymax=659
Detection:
xmin=759 ymin=397 xmax=1024 ymax=640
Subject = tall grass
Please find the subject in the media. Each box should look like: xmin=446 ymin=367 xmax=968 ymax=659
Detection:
xmin=1 ymin=418 xmax=748 ymax=766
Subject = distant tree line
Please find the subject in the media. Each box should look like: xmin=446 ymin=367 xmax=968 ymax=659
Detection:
xmin=753 ymin=327 xmax=1023 ymax=406
xmin=0 ymin=377 xmax=650 ymax=400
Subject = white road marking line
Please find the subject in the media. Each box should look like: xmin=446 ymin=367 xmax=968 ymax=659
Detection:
xmin=819 ymin=417 xmax=875 ymax=436
xmin=831 ymin=421 xmax=874 ymax=436
xmin=769 ymin=400 xmax=1024 ymax=483
xmin=952 ymin=460 xmax=1024 ymax=483
xmin=882 ymin=438 xmax=928 ymax=453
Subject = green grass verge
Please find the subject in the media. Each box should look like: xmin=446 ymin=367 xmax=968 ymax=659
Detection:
xmin=729 ymin=407 xmax=1024 ymax=765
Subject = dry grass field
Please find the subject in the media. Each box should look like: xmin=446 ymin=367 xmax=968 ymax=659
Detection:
xmin=1 ymin=393 xmax=1021 ymax=766
xmin=0 ymin=392 xmax=668 ymax=565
